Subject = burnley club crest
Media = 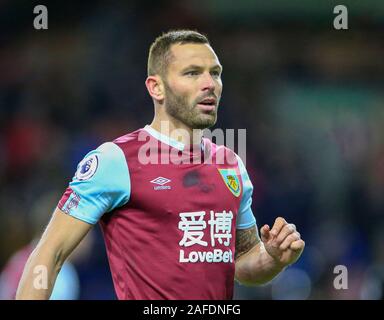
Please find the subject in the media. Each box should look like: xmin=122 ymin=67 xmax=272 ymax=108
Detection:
xmin=218 ymin=169 xmax=241 ymax=197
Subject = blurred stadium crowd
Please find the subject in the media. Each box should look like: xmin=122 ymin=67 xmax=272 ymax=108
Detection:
xmin=0 ymin=0 xmax=383 ymax=299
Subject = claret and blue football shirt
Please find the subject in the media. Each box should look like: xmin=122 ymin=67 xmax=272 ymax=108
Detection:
xmin=58 ymin=125 xmax=256 ymax=299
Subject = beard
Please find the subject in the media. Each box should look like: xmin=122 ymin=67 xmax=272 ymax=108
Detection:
xmin=163 ymin=81 xmax=219 ymax=130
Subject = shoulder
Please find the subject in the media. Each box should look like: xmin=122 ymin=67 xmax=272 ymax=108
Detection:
xmin=74 ymin=141 xmax=128 ymax=183
xmin=204 ymin=138 xmax=247 ymax=174
xmin=206 ymin=138 xmax=243 ymax=168
xmin=111 ymin=128 xmax=153 ymax=157
xmin=113 ymin=128 xmax=146 ymax=145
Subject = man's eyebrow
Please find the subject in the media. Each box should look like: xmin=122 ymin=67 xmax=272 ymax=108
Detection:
xmin=211 ymin=65 xmax=223 ymax=71
xmin=181 ymin=64 xmax=223 ymax=71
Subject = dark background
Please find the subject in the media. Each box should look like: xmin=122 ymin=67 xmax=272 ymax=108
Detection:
xmin=0 ymin=0 xmax=383 ymax=299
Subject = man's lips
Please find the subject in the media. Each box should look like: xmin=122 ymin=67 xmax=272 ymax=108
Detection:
xmin=196 ymin=97 xmax=217 ymax=112
xmin=197 ymin=103 xmax=216 ymax=112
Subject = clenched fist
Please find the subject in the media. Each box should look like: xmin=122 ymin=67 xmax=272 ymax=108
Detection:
xmin=260 ymin=217 xmax=305 ymax=267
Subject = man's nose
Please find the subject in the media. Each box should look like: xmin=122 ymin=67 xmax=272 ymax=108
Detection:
xmin=201 ymin=72 xmax=216 ymax=91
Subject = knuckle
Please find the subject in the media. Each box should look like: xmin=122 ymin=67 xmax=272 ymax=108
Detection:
xmin=272 ymin=240 xmax=280 ymax=248
xmin=290 ymin=233 xmax=299 ymax=241
xmin=276 ymin=217 xmax=285 ymax=224
xmin=284 ymin=224 xmax=294 ymax=234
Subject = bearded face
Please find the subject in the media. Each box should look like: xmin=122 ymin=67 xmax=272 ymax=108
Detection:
xmin=163 ymin=79 xmax=220 ymax=129
xmin=162 ymin=43 xmax=223 ymax=130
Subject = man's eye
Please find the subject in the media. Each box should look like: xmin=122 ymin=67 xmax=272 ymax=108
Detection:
xmin=185 ymin=71 xmax=199 ymax=76
xmin=211 ymin=71 xmax=221 ymax=77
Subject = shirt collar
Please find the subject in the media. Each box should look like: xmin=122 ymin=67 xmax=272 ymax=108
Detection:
xmin=143 ymin=125 xmax=205 ymax=153
xmin=143 ymin=125 xmax=185 ymax=151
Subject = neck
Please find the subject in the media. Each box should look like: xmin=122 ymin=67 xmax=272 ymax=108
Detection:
xmin=149 ymin=109 xmax=203 ymax=146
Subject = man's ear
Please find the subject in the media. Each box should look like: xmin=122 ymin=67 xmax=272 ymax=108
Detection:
xmin=145 ymin=75 xmax=164 ymax=102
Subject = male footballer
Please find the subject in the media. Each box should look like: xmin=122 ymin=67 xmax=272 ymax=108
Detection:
xmin=16 ymin=30 xmax=304 ymax=300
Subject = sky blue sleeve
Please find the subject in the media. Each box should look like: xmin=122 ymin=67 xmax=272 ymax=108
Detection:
xmin=236 ymin=155 xmax=257 ymax=229
xmin=59 ymin=142 xmax=131 ymax=224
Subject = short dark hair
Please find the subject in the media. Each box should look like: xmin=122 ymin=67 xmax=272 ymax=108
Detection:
xmin=147 ymin=29 xmax=210 ymax=77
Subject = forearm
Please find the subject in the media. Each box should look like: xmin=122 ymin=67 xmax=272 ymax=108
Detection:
xmin=235 ymin=242 xmax=285 ymax=286
xmin=16 ymin=245 xmax=63 ymax=300
xmin=16 ymin=209 xmax=92 ymax=299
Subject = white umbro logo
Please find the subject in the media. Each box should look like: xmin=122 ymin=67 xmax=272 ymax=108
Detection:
xmin=151 ymin=177 xmax=171 ymax=190
xmin=151 ymin=177 xmax=171 ymax=185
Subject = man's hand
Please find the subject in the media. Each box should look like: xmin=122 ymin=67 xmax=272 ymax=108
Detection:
xmin=260 ymin=217 xmax=305 ymax=268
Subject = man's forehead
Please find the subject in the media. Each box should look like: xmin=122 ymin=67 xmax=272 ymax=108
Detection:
xmin=169 ymin=43 xmax=220 ymax=68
